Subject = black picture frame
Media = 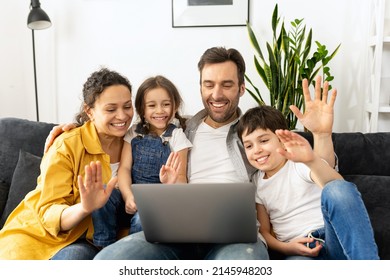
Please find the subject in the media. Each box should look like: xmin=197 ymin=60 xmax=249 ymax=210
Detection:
xmin=172 ymin=0 xmax=250 ymax=28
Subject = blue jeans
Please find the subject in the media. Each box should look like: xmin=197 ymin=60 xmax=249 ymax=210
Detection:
xmin=94 ymin=231 xmax=269 ymax=260
xmin=286 ymin=180 xmax=379 ymax=260
xmin=92 ymin=189 xmax=140 ymax=247
xmin=51 ymin=240 xmax=99 ymax=260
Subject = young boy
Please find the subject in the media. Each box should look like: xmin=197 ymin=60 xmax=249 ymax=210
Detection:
xmin=237 ymin=105 xmax=379 ymax=259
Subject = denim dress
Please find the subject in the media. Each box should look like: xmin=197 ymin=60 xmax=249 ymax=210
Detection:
xmin=131 ymin=123 xmax=176 ymax=183
xmin=92 ymin=123 xmax=176 ymax=248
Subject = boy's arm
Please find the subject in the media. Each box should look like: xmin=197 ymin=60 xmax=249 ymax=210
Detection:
xmin=118 ymin=141 xmax=137 ymax=214
xmin=276 ymin=129 xmax=343 ymax=187
xmin=257 ymin=204 xmax=289 ymax=254
xmin=290 ymin=76 xmax=337 ymax=167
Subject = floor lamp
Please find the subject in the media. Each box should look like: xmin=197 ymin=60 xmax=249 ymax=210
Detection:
xmin=27 ymin=0 xmax=51 ymax=122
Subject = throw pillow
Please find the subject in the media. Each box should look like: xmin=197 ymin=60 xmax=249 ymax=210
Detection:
xmin=0 ymin=150 xmax=41 ymax=228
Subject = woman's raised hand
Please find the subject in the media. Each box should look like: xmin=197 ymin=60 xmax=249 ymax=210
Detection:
xmin=78 ymin=161 xmax=116 ymax=214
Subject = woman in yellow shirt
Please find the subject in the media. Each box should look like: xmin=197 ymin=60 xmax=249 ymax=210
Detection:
xmin=0 ymin=68 xmax=134 ymax=259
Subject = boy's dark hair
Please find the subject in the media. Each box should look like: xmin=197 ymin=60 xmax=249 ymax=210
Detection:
xmin=75 ymin=67 xmax=132 ymax=125
xmin=237 ymin=105 xmax=288 ymax=141
xmin=197 ymin=46 xmax=246 ymax=86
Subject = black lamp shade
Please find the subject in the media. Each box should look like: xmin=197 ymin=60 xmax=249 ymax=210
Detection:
xmin=27 ymin=0 xmax=51 ymax=30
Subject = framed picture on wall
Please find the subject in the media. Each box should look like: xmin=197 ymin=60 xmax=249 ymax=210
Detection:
xmin=172 ymin=0 xmax=249 ymax=28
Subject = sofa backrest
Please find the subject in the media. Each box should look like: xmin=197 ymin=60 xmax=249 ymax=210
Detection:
xmin=0 ymin=117 xmax=56 ymax=215
xmin=332 ymin=132 xmax=390 ymax=176
xmin=298 ymin=131 xmax=390 ymax=176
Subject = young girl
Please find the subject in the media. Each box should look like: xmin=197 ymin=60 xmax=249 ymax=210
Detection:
xmin=92 ymin=75 xmax=192 ymax=247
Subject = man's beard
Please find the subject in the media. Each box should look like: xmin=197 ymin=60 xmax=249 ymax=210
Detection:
xmin=203 ymin=93 xmax=240 ymax=124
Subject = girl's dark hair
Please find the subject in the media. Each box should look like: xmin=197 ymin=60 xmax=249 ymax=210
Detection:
xmin=197 ymin=46 xmax=246 ymax=86
xmin=75 ymin=67 xmax=132 ymax=125
xmin=135 ymin=75 xmax=186 ymax=133
xmin=237 ymin=106 xmax=288 ymax=141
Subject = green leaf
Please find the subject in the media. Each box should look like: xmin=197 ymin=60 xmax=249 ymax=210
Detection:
xmin=245 ymin=3 xmax=339 ymax=130
xmin=244 ymin=78 xmax=265 ymax=105
xmin=253 ymin=56 xmax=269 ymax=88
xmin=272 ymin=4 xmax=279 ymax=34
xmin=246 ymin=22 xmax=265 ymax=61
xmin=328 ymin=43 xmax=341 ymax=61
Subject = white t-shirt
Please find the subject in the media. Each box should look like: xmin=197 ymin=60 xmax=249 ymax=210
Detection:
xmin=189 ymin=121 xmax=237 ymax=183
xmin=253 ymin=160 xmax=324 ymax=242
xmin=124 ymin=124 xmax=192 ymax=152
xmin=124 ymin=124 xmax=193 ymax=152
xmin=110 ymin=162 xmax=119 ymax=178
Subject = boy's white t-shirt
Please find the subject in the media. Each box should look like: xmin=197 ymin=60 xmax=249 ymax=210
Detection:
xmin=124 ymin=124 xmax=192 ymax=152
xmin=189 ymin=121 xmax=237 ymax=183
xmin=253 ymin=160 xmax=324 ymax=242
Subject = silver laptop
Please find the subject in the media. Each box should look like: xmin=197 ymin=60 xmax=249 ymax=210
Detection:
xmin=132 ymin=182 xmax=258 ymax=243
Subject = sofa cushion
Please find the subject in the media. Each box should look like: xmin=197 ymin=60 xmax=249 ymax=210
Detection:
xmin=345 ymin=175 xmax=390 ymax=210
xmin=333 ymin=132 xmax=390 ymax=176
xmin=0 ymin=117 xmax=55 ymax=220
xmin=0 ymin=150 xmax=42 ymax=228
xmin=0 ymin=118 xmax=54 ymax=188
xmin=344 ymin=174 xmax=390 ymax=260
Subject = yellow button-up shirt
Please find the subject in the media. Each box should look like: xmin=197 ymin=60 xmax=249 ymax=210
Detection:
xmin=0 ymin=121 xmax=112 ymax=259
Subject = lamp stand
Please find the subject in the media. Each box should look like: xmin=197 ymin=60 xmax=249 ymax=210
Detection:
xmin=32 ymin=29 xmax=39 ymax=122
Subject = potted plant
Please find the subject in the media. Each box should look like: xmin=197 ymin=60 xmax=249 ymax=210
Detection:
xmin=245 ymin=4 xmax=340 ymax=130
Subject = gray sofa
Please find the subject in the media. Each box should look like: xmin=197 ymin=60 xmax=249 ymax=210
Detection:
xmin=0 ymin=117 xmax=389 ymax=259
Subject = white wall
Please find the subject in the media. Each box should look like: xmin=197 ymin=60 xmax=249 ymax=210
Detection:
xmin=0 ymin=0 xmax=375 ymax=132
